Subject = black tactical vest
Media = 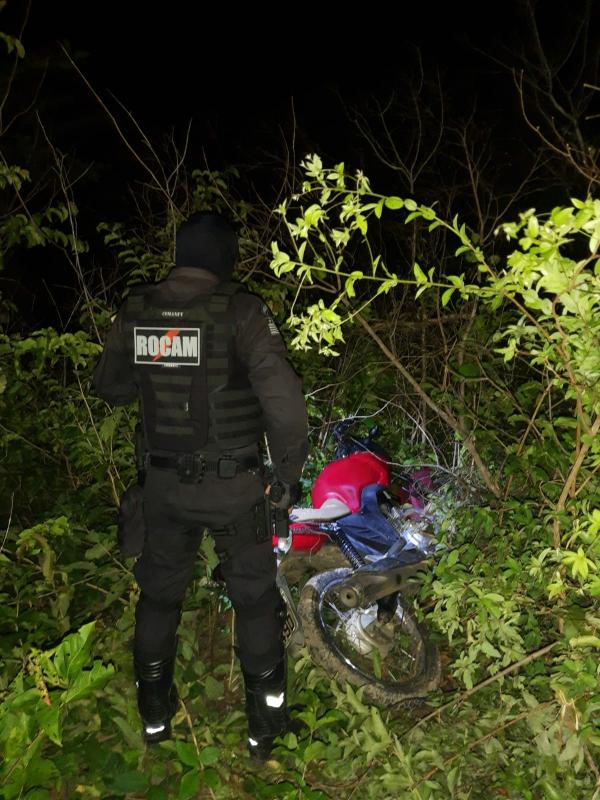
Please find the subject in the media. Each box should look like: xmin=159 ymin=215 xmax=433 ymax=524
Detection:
xmin=123 ymin=281 xmax=264 ymax=454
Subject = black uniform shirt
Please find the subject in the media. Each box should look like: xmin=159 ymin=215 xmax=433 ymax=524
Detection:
xmin=93 ymin=267 xmax=309 ymax=485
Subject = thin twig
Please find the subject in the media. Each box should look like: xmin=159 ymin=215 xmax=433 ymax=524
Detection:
xmin=584 ymin=745 xmax=600 ymax=792
xmin=1 ymin=492 xmax=14 ymax=553
xmin=554 ymin=413 xmax=600 ymax=546
xmin=403 ymin=641 xmax=557 ymax=736
xmin=180 ymin=700 xmax=217 ymax=800
xmin=416 ymin=702 xmax=554 ymax=786
xmin=75 ymin=373 xmax=122 ymax=506
xmin=0 ymin=423 xmax=61 ymax=461
xmin=356 ymin=313 xmax=501 ymax=498
xmin=59 ymin=45 xmax=171 ymax=204
xmin=228 ymin=609 xmax=237 ymax=691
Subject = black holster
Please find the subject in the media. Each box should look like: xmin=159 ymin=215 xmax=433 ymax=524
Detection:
xmin=117 ymin=484 xmax=146 ymax=558
xmin=259 ymin=496 xmax=289 ymax=544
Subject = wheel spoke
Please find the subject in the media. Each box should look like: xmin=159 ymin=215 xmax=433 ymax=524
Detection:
xmin=318 ymin=590 xmax=421 ymax=682
xmin=299 ymin=568 xmax=440 ymax=702
xmin=322 ymin=596 xmax=351 ymax=635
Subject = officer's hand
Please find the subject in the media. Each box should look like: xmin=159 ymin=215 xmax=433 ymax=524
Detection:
xmin=266 ymin=480 xmax=301 ymax=510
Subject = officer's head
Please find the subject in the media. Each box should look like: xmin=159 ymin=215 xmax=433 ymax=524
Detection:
xmin=175 ymin=213 xmax=239 ymax=280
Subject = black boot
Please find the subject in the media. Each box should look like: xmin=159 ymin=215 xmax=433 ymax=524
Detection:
xmin=134 ymin=652 xmax=179 ymax=744
xmin=242 ymin=657 xmax=289 ymax=762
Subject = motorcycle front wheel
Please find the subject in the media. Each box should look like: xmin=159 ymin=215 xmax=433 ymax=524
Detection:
xmin=298 ymin=568 xmax=440 ymax=706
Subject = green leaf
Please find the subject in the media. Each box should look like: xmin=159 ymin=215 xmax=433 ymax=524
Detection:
xmin=203 ymin=768 xmax=220 ymax=789
xmin=413 ymin=263 xmax=428 ymax=285
xmin=562 ymin=547 xmax=594 ymax=580
xmin=176 ymin=741 xmax=200 ymax=766
xmin=384 ymin=196 xmax=404 ymax=210
xmin=62 ymin=660 xmax=114 ymax=703
xmin=481 ymin=639 xmax=501 ymax=658
xmin=447 ymin=765 xmax=459 ymax=793
xmin=355 ymin=214 xmax=368 ymax=235
xmin=111 ymin=715 xmax=141 ymax=749
xmin=313 ymin=709 xmax=346 ymax=728
xmin=441 ymin=287 xmax=455 ymax=306
xmin=147 ymin=786 xmax=169 ymax=800
xmin=111 ymin=770 xmax=149 ymax=794
xmin=304 ymin=204 xmax=324 ymax=227
xmin=53 ymin=621 xmax=96 ymax=682
xmin=370 ymin=706 xmax=390 ymax=741
xmin=569 ymin=635 xmax=600 ymax=649
xmin=558 ymin=733 xmax=582 ymax=763
xmin=303 ymin=739 xmax=327 ymax=762
xmin=345 ymin=270 xmax=363 ymax=298
xmin=372 ymin=647 xmax=382 ymax=680
xmin=178 ymin=768 xmax=202 ymax=800
xmin=37 ymin=701 xmax=61 ymax=746
xmin=344 ymin=683 xmax=368 ymax=714
xmin=23 ymin=759 xmax=60 ymax=791
xmin=456 ymin=363 xmax=481 ymax=378
xmin=282 ymin=731 xmax=298 ymax=749
xmin=203 ymin=674 xmax=224 ymax=700
xmin=199 ymin=746 xmax=220 ymax=765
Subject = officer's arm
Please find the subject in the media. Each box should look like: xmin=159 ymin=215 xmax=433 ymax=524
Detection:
xmin=92 ymin=306 xmax=138 ymax=406
xmin=235 ymin=294 xmax=308 ymax=485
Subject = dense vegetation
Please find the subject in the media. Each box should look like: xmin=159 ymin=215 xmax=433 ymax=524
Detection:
xmin=1 ymin=5 xmax=599 ymax=798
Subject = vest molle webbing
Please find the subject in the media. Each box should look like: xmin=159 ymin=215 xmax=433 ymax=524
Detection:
xmin=125 ymin=282 xmax=263 ymax=454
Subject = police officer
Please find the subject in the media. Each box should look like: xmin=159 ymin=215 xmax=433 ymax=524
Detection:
xmin=93 ymin=213 xmax=308 ymax=761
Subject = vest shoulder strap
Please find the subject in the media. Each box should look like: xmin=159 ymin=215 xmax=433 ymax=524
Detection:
xmin=123 ymin=280 xmax=247 ymax=327
xmin=207 ymin=281 xmax=246 ymax=314
xmin=123 ymin=284 xmax=151 ymax=315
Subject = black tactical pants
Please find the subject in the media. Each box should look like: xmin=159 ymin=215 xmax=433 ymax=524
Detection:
xmin=133 ymin=461 xmax=283 ymax=675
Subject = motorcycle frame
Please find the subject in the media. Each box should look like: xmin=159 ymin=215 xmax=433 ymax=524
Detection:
xmin=276 ymin=519 xmax=430 ymax=649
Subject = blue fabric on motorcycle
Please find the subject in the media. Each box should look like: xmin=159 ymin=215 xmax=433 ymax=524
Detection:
xmin=337 ymin=483 xmax=400 ymax=557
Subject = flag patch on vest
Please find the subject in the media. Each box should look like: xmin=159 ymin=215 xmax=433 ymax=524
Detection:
xmin=134 ymin=327 xmax=201 ymax=366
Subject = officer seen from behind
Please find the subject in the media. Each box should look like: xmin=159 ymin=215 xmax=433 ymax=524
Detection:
xmin=93 ymin=213 xmax=308 ymax=761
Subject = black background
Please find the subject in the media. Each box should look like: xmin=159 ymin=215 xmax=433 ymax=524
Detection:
xmin=10 ymin=1 xmax=533 ymax=167
xmin=1 ymin=1 xmax=598 ymax=327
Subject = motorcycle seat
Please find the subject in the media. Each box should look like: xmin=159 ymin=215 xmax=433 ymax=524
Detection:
xmin=289 ymin=498 xmax=352 ymax=523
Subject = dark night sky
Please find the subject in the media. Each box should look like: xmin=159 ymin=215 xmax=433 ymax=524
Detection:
xmin=2 ymin=1 xmax=598 ymax=329
xmin=12 ymin=1 xmax=529 ymax=165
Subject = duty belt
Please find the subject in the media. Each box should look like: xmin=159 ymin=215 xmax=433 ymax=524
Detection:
xmin=147 ymin=452 xmax=260 ymax=483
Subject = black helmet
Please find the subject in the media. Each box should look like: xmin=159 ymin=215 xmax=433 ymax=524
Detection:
xmin=175 ymin=212 xmax=239 ymax=280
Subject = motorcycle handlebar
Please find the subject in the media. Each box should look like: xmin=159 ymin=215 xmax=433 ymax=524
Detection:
xmin=332 ymin=418 xmax=385 ymax=459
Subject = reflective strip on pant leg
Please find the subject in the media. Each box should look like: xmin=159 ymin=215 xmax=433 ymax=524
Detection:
xmin=265 ymin=692 xmax=285 ymax=708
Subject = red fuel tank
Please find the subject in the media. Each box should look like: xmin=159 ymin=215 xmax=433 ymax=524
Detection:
xmin=311 ymin=452 xmax=390 ymax=513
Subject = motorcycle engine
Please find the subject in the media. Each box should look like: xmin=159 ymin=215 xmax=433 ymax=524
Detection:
xmin=385 ymin=503 xmax=437 ymax=554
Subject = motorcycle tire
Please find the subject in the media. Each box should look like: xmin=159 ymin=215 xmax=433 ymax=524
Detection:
xmin=298 ymin=567 xmax=440 ymax=706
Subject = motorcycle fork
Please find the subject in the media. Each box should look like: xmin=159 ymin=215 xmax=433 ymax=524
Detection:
xmin=276 ymin=569 xmax=303 ymax=648
xmin=376 ymin=591 xmax=399 ymax=623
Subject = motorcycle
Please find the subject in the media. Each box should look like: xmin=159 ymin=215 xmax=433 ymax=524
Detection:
xmin=272 ymin=419 xmax=441 ymax=706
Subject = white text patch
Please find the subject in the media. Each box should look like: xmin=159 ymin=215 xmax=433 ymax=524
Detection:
xmin=134 ymin=327 xmax=201 ymax=366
